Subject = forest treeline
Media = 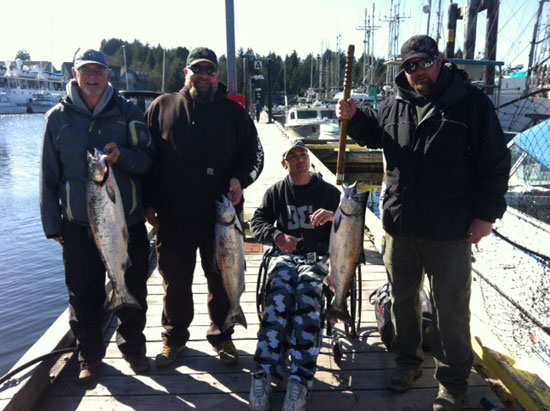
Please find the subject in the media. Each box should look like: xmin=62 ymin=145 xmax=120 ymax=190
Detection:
xmin=98 ymin=38 xmax=390 ymax=97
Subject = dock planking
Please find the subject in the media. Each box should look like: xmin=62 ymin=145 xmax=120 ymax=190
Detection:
xmin=9 ymin=120 xmax=501 ymax=410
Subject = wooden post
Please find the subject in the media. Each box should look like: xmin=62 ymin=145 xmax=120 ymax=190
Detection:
xmin=336 ymin=45 xmax=355 ymax=185
xmin=445 ymin=3 xmax=459 ymax=58
xmin=464 ymin=0 xmax=481 ymax=59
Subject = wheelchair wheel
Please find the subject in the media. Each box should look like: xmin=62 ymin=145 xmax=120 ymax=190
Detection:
xmin=256 ymin=248 xmax=272 ymax=322
xmin=344 ymin=264 xmax=362 ymax=339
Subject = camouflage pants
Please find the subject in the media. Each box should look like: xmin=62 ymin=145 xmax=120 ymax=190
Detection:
xmin=254 ymin=253 xmax=328 ymax=389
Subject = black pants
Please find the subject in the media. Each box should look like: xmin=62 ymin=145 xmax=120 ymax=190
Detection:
xmin=156 ymin=220 xmax=233 ymax=347
xmin=62 ymin=221 xmax=149 ymax=362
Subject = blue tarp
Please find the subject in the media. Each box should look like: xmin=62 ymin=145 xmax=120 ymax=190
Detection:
xmin=513 ymin=119 xmax=550 ymax=168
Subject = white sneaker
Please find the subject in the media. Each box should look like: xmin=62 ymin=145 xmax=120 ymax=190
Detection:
xmin=282 ymin=379 xmax=309 ymax=411
xmin=249 ymin=372 xmax=272 ymax=411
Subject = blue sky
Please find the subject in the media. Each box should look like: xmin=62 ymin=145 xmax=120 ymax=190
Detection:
xmin=1 ymin=0 xmax=542 ymax=69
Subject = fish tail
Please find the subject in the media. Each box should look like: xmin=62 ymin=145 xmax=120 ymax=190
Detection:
xmin=106 ymin=288 xmax=142 ymax=312
xmin=222 ymin=306 xmax=248 ymax=332
xmin=325 ymin=303 xmax=352 ymax=326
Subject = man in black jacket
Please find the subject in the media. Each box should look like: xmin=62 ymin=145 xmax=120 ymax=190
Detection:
xmin=337 ymin=35 xmax=510 ymax=410
xmin=248 ymin=141 xmax=341 ymax=411
xmin=144 ymin=47 xmax=263 ymax=368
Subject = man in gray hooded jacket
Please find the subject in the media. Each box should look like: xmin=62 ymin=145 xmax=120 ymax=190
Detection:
xmin=40 ymin=49 xmax=154 ymax=383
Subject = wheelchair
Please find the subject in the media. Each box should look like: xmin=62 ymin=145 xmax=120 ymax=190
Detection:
xmin=255 ymin=246 xmax=363 ymax=366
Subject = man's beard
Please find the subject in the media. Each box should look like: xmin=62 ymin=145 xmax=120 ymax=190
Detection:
xmin=411 ymin=79 xmax=436 ymax=96
xmin=186 ymin=78 xmax=217 ymax=103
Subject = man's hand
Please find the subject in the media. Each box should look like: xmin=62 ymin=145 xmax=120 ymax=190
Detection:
xmin=310 ymin=208 xmax=335 ymax=227
xmin=104 ymin=142 xmax=120 ymax=164
xmin=53 ymin=236 xmax=64 ymax=245
xmin=466 ymin=219 xmax=493 ymax=244
xmin=227 ymin=178 xmax=243 ymax=206
xmin=145 ymin=206 xmax=160 ymax=230
xmin=336 ymin=98 xmax=357 ymax=121
xmin=275 ymin=233 xmax=297 ymax=254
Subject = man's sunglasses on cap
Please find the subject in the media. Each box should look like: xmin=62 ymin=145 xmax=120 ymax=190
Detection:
xmin=402 ymin=56 xmax=437 ymax=74
xmin=189 ymin=65 xmax=217 ymax=76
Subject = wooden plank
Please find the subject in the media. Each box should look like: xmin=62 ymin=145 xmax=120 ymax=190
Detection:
xmin=36 ymin=385 xmax=499 ymax=411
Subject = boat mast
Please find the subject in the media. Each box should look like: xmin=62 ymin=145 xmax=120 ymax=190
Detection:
xmin=357 ymin=3 xmax=379 ymax=87
xmin=382 ymin=0 xmax=409 ymax=84
xmin=527 ymin=0 xmax=549 ymax=93
xmin=426 ymin=0 xmax=432 ymax=35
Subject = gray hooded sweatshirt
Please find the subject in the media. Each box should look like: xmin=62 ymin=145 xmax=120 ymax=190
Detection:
xmin=40 ymin=80 xmax=154 ymax=238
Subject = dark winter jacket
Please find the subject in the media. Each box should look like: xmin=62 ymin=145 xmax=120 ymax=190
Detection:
xmin=347 ymin=66 xmax=511 ymax=240
xmin=40 ymin=81 xmax=154 ymax=238
xmin=251 ymin=174 xmax=341 ymax=255
xmin=144 ymin=83 xmax=263 ymax=224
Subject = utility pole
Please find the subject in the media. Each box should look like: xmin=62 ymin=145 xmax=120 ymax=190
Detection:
xmin=266 ymin=58 xmax=273 ymax=123
xmin=122 ymin=45 xmax=129 ymax=90
xmin=242 ymin=57 xmax=247 ymax=110
xmin=161 ymin=48 xmax=166 ymax=93
xmin=225 ymin=0 xmax=237 ymax=95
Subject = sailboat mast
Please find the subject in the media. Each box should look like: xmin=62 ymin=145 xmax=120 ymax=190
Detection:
xmin=527 ymin=0 xmax=549 ymax=91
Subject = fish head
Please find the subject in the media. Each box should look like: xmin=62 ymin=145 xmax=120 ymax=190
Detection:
xmin=87 ymin=148 xmax=109 ymax=183
xmin=215 ymin=194 xmax=236 ymax=224
xmin=339 ymin=181 xmax=369 ymax=215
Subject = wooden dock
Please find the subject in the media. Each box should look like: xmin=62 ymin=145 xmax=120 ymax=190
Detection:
xmin=2 ymin=120 xmax=502 ymax=410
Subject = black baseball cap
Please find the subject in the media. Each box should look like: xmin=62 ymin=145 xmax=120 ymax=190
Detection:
xmin=401 ymin=35 xmax=439 ymax=63
xmin=282 ymin=140 xmax=308 ymax=160
xmin=187 ymin=47 xmax=218 ymax=68
xmin=74 ymin=49 xmax=109 ymax=69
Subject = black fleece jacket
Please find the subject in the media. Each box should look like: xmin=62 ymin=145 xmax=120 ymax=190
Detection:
xmin=251 ymin=174 xmax=341 ymax=255
xmin=347 ymin=66 xmax=511 ymax=240
xmin=144 ymin=83 xmax=264 ymax=224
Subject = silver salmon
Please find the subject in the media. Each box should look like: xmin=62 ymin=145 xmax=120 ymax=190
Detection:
xmin=86 ymin=148 xmax=141 ymax=312
xmin=214 ymin=194 xmax=247 ymax=332
xmin=326 ymin=182 xmax=368 ymax=326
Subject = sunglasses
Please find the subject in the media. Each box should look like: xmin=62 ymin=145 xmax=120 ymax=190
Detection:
xmin=189 ymin=65 xmax=217 ymax=76
xmin=402 ymin=57 xmax=437 ymax=74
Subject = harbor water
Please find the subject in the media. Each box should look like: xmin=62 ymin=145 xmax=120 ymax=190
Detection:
xmin=0 ymin=114 xmax=66 ymax=376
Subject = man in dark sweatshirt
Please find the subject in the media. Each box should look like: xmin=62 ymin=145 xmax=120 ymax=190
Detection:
xmin=337 ymin=35 xmax=510 ymax=410
xmin=144 ymin=47 xmax=264 ymax=368
xmin=248 ymin=140 xmax=341 ymax=411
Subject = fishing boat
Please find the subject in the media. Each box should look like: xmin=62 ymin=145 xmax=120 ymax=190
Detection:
xmin=0 ymin=93 xmax=26 ymax=115
xmin=283 ymin=104 xmax=338 ymax=139
xmin=29 ymin=93 xmax=61 ymax=114
xmin=0 ymin=60 xmax=66 ymax=108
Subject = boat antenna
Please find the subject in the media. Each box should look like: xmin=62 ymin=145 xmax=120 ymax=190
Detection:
xmin=72 ymin=48 xmax=80 ymax=66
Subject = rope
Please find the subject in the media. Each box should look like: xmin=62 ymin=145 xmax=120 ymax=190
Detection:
xmin=0 ymin=347 xmax=78 ymax=386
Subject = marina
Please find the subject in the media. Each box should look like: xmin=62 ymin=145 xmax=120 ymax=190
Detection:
xmin=0 ymin=118 xmax=503 ymax=410
xmin=1 ymin=0 xmax=550 ymax=410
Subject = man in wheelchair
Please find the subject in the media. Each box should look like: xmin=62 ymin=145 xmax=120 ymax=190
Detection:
xmin=248 ymin=140 xmax=341 ymax=411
